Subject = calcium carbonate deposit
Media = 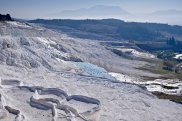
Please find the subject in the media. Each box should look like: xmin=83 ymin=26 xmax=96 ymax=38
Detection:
xmin=0 ymin=21 xmax=182 ymax=121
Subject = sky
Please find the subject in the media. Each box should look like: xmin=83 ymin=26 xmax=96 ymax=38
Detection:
xmin=0 ymin=0 xmax=182 ymax=24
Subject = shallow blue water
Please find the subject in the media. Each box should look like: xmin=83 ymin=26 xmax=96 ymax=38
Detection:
xmin=74 ymin=62 xmax=114 ymax=80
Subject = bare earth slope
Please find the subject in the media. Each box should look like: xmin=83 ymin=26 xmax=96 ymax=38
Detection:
xmin=0 ymin=21 xmax=182 ymax=121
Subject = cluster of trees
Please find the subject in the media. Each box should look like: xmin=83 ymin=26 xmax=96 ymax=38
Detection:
xmin=166 ymin=37 xmax=182 ymax=50
xmin=166 ymin=36 xmax=182 ymax=45
xmin=160 ymin=51 xmax=182 ymax=74
xmin=163 ymin=60 xmax=176 ymax=71
xmin=0 ymin=14 xmax=12 ymax=21
xmin=163 ymin=60 xmax=182 ymax=74
xmin=157 ymin=51 xmax=175 ymax=60
xmin=166 ymin=37 xmax=176 ymax=45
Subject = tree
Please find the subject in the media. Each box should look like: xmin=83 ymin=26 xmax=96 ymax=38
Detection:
xmin=163 ymin=60 xmax=175 ymax=71
xmin=6 ymin=14 xmax=12 ymax=21
xmin=167 ymin=36 xmax=176 ymax=45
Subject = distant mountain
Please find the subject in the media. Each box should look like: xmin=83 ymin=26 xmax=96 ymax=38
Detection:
xmin=151 ymin=9 xmax=182 ymax=16
xmin=49 ymin=7 xmax=182 ymax=25
xmin=53 ymin=5 xmax=130 ymax=19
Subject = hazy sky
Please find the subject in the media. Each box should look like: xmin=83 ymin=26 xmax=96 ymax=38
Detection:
xmin=0 ymin=0 xmax=182 ymax=19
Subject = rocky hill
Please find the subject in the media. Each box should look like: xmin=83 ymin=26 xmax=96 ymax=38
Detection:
xmin=0 ymin=14 xmax=12 ymax=21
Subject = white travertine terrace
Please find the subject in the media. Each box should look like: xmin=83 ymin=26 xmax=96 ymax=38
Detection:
xmin=0 ymin=79 xmax=101 ymax=121
xmin=0 ymin=21 xmax=182 ymax=121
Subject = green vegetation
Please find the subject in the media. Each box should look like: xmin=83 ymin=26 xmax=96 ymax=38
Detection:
xmin=163 ymin=60 xmax=176 ymax=71
xmin=138 ymin=61 xmax=182 ymax=80
xmin=156 ymin=51 xmax=175 ymax=60
xmin=152 ymin=92 xmax=182 ymax=103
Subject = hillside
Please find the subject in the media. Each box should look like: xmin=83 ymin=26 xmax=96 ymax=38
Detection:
xmin=0 ymin=21 xmax=182 ymax=121
xmin=30 ymin=19 xmax=182 ymax=52
xmin=30 ymin=19 xmax=182 ymax=41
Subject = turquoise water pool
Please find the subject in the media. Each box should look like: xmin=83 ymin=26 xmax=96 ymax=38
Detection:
xmin=74 ymin=62 xmax=114 ymax=80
